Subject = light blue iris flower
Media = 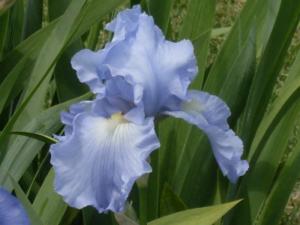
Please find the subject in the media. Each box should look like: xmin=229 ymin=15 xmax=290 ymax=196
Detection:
xmin=0 ymin=188 xmax=30 ymax=225
xmin=50 ymin=5 xmax=248 ymax=213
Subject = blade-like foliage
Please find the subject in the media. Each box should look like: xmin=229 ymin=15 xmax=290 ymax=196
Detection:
xmin=0 ymin=0 xmax=299 ymax=224
xmin=148 ymin=200 xmax=241 ymax=225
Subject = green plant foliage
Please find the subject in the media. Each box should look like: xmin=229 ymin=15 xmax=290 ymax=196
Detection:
xmin=0 ymin=0 xmax=299 ymax=224
xmin=148 ymin=200 xmax=241 ymax=225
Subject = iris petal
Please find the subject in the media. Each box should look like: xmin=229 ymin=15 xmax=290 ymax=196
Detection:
xmin=106 ymin=5 xmax=141 ymax=42
xmin=50 ymin=103 xmax=160 ymax=212
xmin=104 ymin=13 xmax=197 ymax=115
xmin=71 ymin=6 xmax=197 ymax=116
xmin=164 ymin=90 xmax=248 ymax=183
xmin=0 ymin=188 xmax=30 ymax=225
xmin=71 ymin=49 xmax=107 ymax=94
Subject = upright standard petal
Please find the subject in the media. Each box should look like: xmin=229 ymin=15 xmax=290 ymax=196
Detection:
xmin=164 ymin=90 xmax=249 ymax=183
xmin=0 ymin=188 xmax=30 ymax=225
xmin=106 ymin=5 xmax=142 ymax=42
xmin=71 ymin=6 xmax=197 ymax=117
xmin=104 ymin=12 xmax=197 ymax=116
xmin=50 ymin=101 xmax=160 ymax=213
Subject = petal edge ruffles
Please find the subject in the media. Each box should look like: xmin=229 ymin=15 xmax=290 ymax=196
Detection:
xmin=50 ymin=108 xmax=160 ymax=212
xmin=164 ymin=90 xmax=249 ymax=183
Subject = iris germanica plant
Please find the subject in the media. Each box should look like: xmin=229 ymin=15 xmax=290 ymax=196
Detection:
xmin=0 ymin=187 xmax=30 ymax=225
xmin=50 ymin=5 xmax=248 ymax=213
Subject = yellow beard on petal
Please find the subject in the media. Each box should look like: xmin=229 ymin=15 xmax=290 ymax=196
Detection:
xmin=110 ymin=112 xmax=128 ymax=123
xmin=105 ymin=112 xmax=129 ymax=135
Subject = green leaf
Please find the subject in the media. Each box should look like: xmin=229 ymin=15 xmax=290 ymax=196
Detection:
xmin=180 ymin=0 xmax=217 ymax=88
xmin=147 ymin=118 xmax=179 ymax=220
xmin=171 ymin=0 xmax=257 ymax=207
xmin=8 ymin=0 xmax=24 ymax=48
xmin=248 ymin=50 xmax=300 ymax=161
xmin=54 ymin=41 xmax=88 ymax=102
xmin=33 ymin=169 xmax=67 ymax=225
xmin=148 ymin=200 xmax=241 ymax=225
xmin=232 ymin=97 xmax=300 ymax=225
xmin=256 ymin=140 xmax=300 ymax=225
xmin=0 ymin=0 xmax=124 ymax=76
xmin=85 ymin=23 xmax=102 ymax=50
xmin=15 ymin=0 xmax=87 ymax=128
xmin=0 ymin=57 xmax=29 ymax=113
xmin=0 ymin=93 xmax=91 ymax=189
xmin=147 ymin=0 xmax=173 ymax=32
xmin=256 ymin=0 xmax=281 ymax=56
xmin=230 ymin=47 xmax=300 ymax=225
xmin=82 ymin=207 xmax=113 ymax=225
xmin=115 ymin=214 xmax=139 ymax=225
xmin=115 ymin=205 xmax=140 ymax=225
xmin=48 ymin=0 xmax=71 ymax=20
xmin=0 ymin=11 xmax=10 ymax=60
xmin=131 ymin=0 xmax=141 ymax=6
xmin=160 ymin=183 xmax=187 ymax=216
xmin=9 ymin=175 xmax=44 ymax=225
xmin=23 ymin=0 xmax=43 ymax=39
xmin=204 ymin=2 xmax=256 ymax=106
xmin=10 ymin=131 xmax=57 ymax=144
xmin=238 ymin=0 xmax=300 ymax=149
xmin=0 ymin=0 xmax=87 ymax=171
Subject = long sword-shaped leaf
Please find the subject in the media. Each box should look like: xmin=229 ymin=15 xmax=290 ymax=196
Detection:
xmin=180 ymin=0 xmax=217 ymax=88
xmin=9 ymin=175 xmax=44 ymax=225
xmin=33 ymin=169 xmax=67 ymax=225
xmin=171 ymin=0 xmax=256 ymax=206
xmin=0 ymin=93 xmax=91 ymax=188
xmin=0 ymin=11 xmax=10 ymax=60
xmin=0 ymin=0 xmax=124 ymax=76
xmin=23 ymin=0 xmax=43 ymax=39
xmin=256 ymin=140 xmax=300 ymax=225
xmin=0 ymin=57 xmax=29 ymax=113
xmin=8 ymin=0 xmax=24 ymax=49
xmin=255 ymin=0 xmax=281 ymax=56
xmin=15 ymin=0 xmax=87 ymax=128
xmin=148 ymin=200 xmax=241 ymax=225
xmin=230 ymin=47 xmax=300 ymax=225
xmin=238 ymin=0 xmax=300 ymax=150
xmin=147 ymin=0 xmax=173 ymax=32
xmin=232 ymin=97 xmax=300 ymax=225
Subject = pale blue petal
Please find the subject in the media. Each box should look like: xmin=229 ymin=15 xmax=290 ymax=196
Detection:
xmin=106 ymin=5 xmax=141 ymax=42
xmin=50 ymin=102 xmax=160 ymax=213
xmin=71 ymin=49 xmax=108 ymax=94
xmin=164 ymin=90 xmax=248 ymax=183
xmin=71 ymin=6 xmax=197 ymax=116
xmin=105 ymin=13 xmax=197 ymax=115
xmin=93 ymin=75 xmax=146 ymax=124
xmin=60 ymin=101 xmax=93 ymax=136
xmin=0 ymin=188 xmax=30 ymax=225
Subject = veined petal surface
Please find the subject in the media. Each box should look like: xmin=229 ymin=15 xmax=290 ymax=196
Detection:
xmin=50 ymin=102 xmax=160 ymax=212
xmin=164 ymin=90 xmax=249 ymax=183
xmin=0 ymin=188 xmax=30 ymax=225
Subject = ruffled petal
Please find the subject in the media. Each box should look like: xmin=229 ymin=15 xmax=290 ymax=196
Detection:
xmin=164 ymin=90 xmax=248 ymax=183
xmin=60 ymin=101 xmax=93 ymax=136
xmin=71 ymin=6 xmax=197 ymax=117
xmin=50 ymin=103 xmax=160 ymax=213
xmin=71 ymin=49 xmax=108 ymax=94
xmin=0 ymin=188 xmax=30 ymax=225
xmin=104 ymin=11 xmax=197 ymax=116
xmin=105 ymin=5 xmax=142 ymax=42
